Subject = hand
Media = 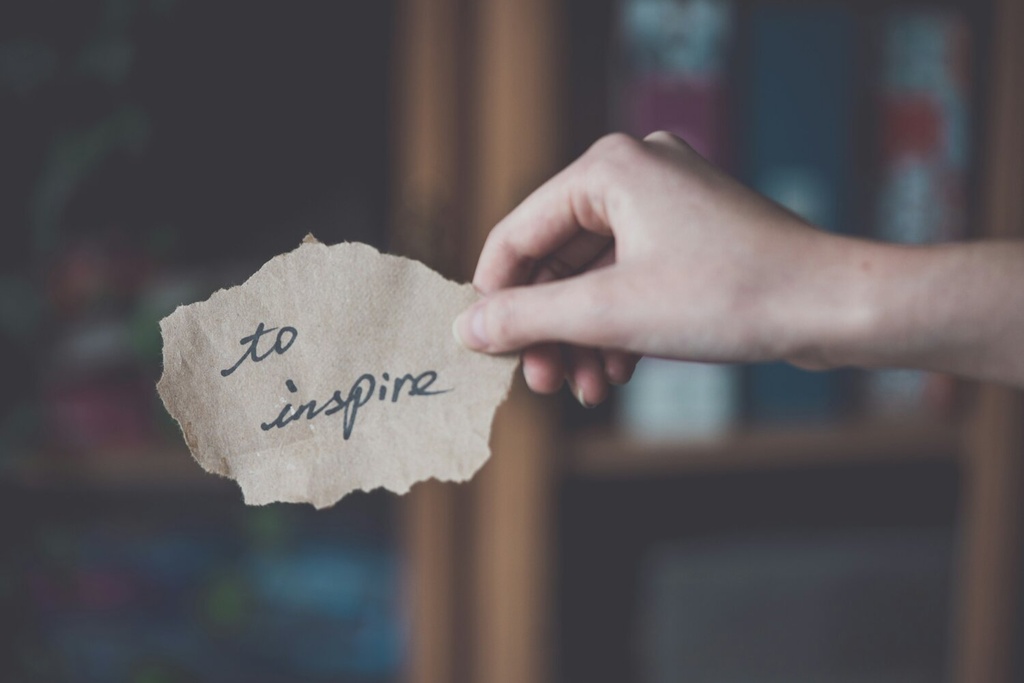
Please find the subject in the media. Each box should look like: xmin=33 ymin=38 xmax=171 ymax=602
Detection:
xmin=453 ymin=132 xmax=886 ymax=405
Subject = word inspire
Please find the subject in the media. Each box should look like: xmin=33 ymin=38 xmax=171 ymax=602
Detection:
xmin=220 ymin=322 xmax=451 ymax=439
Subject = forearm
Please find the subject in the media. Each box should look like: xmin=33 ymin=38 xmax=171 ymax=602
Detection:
xmin=797 ymin=238 xmax=1024 ymax=386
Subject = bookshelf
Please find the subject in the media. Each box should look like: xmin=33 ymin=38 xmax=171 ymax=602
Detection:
xmin=566 ymin=420 xmax=962 ymax=477
xmin=393 ymin=0 xmax=1024 ymax=683
xmin=15 ymin=447 xmax=222 ymax=492
xmin=5 ymin=1 xmax=1017 ymax=681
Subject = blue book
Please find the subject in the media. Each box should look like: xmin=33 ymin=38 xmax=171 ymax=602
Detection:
xmin=743 ymin=5 xmax=856 ymax=423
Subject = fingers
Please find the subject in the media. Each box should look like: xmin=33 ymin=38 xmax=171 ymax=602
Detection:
xmin=473 ymin=131 xmax=687 ymax=294
xmin=602 ymin=349 xmax=640 ymax=385
xmin=520 ymin=343 xmax=616 ymax=407
xmin=472 ymin=133 xmax=640 ymax=293
xmin=472 ymin=163 xmax=586 ymax=293
xmin=521 ymin=238 xmax=617 ymax=399
xmin=454 ymin=266 xmax=623 ymax=354
xmin=565 ymin=346 xmax=608 ymax=408
xmin=520 ymin=345 xmax=637 ymax=405
xmin=522 ymin=343 xmax=565 ymax=394
xmin=531 ymin=231 xmax=613 ymax=284
xmin=467 ymin=132 xmax=661 ymax=403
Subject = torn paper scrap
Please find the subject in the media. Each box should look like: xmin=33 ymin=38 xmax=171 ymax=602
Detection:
xmin=156 ymin=238 xmax=518 ymax=508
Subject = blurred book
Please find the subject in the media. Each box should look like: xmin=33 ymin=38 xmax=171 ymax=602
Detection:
xmin=24 ymin=236 xmax=250 ymax=465
xmin=619 ymin=0 xmax=733 ymax=76
xmin=637 ymin=529 xmax=953 ymax=683
xmin=743 ymin=6 xmax=856 ymax=423
xmin=615 ymin=0 xmax=739 ymax=440
xmin=864 ymin=10 xmax=971 ymax=419
xmin=620 ymin=359 xmax=738 ymax=441
xmin=617 ymin=0 xmax=734 ymax=164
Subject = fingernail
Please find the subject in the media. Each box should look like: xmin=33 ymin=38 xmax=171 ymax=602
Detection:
xmin=567 ymin=376 xmax=595 ymax=409
xmin=576 ymin=385 xmax=594 ymax=409
xmin=453 ymin=302 xmax=488 ymax=350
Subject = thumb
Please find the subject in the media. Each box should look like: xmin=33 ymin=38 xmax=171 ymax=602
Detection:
xmin=453 ymin=268 xmax=622 ymax=354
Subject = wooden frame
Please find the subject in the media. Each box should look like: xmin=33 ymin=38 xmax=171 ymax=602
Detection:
xmin=953 ymin=0 xmax=1024 ymax=680
xmin=391 ymin=1 xmax=465 ymax=683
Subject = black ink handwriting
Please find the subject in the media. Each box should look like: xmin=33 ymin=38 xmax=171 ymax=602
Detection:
xmin=260 ymin=370 xmax=451 ymax=439
xmin=221 ymin=322 xmax=297 ymax=377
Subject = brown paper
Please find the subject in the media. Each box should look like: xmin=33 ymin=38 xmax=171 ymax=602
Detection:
xmin=156 ymin=237 xmax=517 ymax=508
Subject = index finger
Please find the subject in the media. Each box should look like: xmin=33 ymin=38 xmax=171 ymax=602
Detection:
xmin=472 ymin=137 xmax=624 ymax=293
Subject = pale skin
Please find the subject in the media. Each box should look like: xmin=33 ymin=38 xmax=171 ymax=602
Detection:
xmin=453 ymin=131 xmax=1024 ymax=407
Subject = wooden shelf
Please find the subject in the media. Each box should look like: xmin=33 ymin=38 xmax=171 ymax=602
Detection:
xmin=564 ymin=419 xmax=964 ymax=477
xmin=8 ymin=446 xmax=233 ymax=493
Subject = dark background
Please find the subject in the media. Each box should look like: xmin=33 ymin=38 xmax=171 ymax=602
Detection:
xmin=1 ymin=1 xmax=1022 ymax=682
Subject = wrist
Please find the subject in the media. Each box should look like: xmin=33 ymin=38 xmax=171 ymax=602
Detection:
xmin=839 ymin=241 xmax=1024 ymax=385
xmin=776 ymin=234 xmax=894 ymax=371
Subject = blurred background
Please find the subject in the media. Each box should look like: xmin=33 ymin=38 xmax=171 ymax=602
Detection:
xmin=0 ymin=0 xmax=1022 ymax=682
